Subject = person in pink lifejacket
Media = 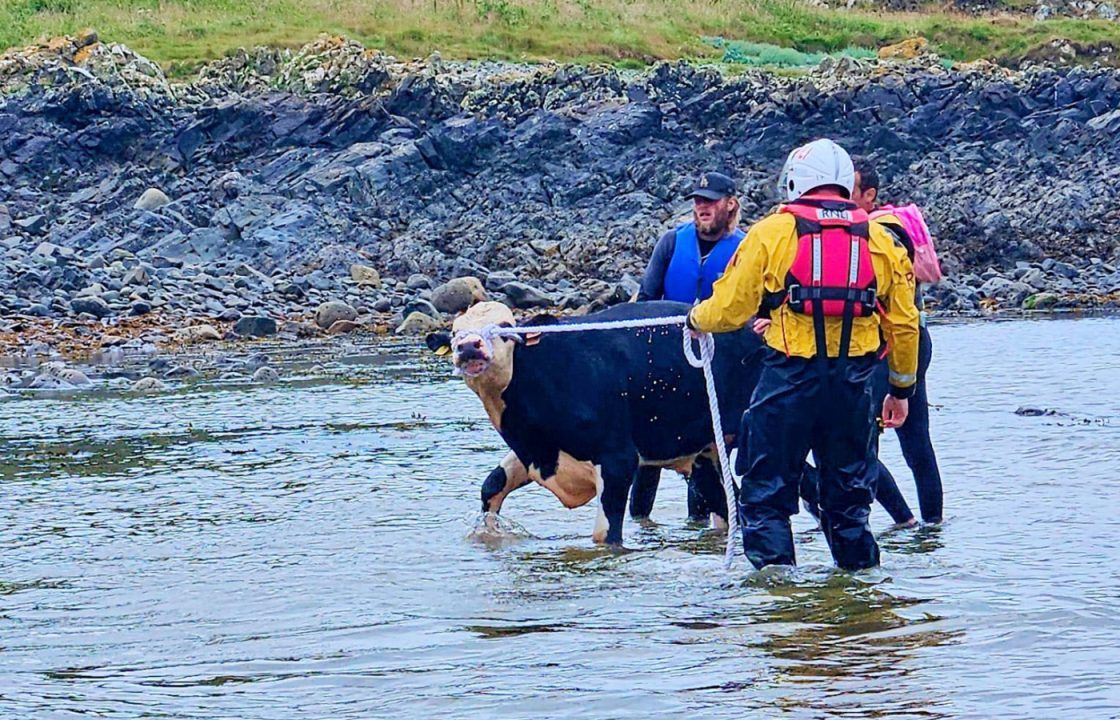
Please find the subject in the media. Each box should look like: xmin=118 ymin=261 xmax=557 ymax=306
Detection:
xmin=852 ymin=157 xmax=944 ymax=524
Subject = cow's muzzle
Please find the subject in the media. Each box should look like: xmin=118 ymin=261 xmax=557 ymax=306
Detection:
xmin=454 ymin=337 xmax=492 ymax=377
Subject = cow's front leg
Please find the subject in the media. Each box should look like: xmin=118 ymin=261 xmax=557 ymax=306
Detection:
xmin=482 ymin=452 xmax=531 ymax=513
xmin=596 ymin=456 xmax=639 ymax=546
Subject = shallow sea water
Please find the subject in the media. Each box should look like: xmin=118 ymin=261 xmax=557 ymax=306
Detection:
xmin=1 ymin=317 xmax=1119 ymax=719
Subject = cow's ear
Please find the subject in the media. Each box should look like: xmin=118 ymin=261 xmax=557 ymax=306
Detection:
xmin=426 ymin=331 xmax=452 ymax=356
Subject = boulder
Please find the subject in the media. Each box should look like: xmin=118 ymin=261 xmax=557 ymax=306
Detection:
xmin=123 ymin=265 xmax=150 ymax=286
xmin=32 ymin=241 xmax=59 ymax=257
xmin=135 ymin=188 xmax=171 ymax=211
xmin=485 ymin=270 xmax=518 ymax=291
xmin=396 ymin=311 xmax=442 ymax=335
xmin=55 ymin=368 xmax=91 ymax=386
xmin=70 ymin=296 xmax=111 ymax=318
xmin=502 ymin=281 xmax=554 ymax=309
xmin=406 ymin=273 xmax=434 ymax=290
xmin=1023 ymin=292 xmax=1060 ymax=310
xmin=431 ymin=276 xmax=487 ymax=314
xmin=350 ymin=264 xmax=382 ymax=287
xmin=315 ymin=300 xmax=358 ymax=329
xmin=403 ymin=298 xmax=441 ymax=319
xmin=178 ymin=325 xmax=222 ymax=343
xmin=132 ymin=377 xmax=169 ymax=392
xmin=879 ymin=37 xmax=929 ymax=61
xmin=15 ymin=215 xmax=47 ymax=234
xmin=252 ymin=366 xmax=280 ymax=383
xmin=327 ymin=319 xmax=361 ymax=335
xmin=234 ymin=315 xmax=278 ymax=337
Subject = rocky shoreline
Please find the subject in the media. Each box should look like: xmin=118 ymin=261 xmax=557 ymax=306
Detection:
xmin=1 ymin=34 xmax=1119 ymax=364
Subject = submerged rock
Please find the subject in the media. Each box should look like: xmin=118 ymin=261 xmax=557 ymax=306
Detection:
xmin=251 ymin=366 xmax=280 ymax=383
xmin=132 ymin=377 xmax=170 ymax=392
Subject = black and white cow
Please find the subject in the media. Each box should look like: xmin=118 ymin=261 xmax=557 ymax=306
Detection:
xmin=427 ymin=300 xmax=765 ymax=545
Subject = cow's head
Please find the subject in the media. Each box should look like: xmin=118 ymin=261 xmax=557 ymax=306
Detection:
xmin=426 ymin=301 xmax=518 ymax=380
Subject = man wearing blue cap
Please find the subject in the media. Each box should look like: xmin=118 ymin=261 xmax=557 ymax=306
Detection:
xmin=631 ymin=171 xmax=746 ymax=523
xmin=637 ymin=171 xmax=744 ymax=304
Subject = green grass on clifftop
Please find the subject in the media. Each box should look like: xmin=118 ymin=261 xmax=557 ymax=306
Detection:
xmin=3 ymin=0 xmax=1119 ymax=74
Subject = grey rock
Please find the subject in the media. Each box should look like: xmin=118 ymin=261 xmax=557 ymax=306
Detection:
xmin=431 ymin=276 xmax=487 ymax=314
xmin=132 ymin=377 xmax=169 ymax=392
xmin=485 ymin=271 xmax=518 ymax=291
xmin=396 ymin=311 xmax=442 ymax=335
xmin=315 ymin=300 xmax=357 ymax=329
xmin=502 ymin=281 xmax=554 ymax=309
xmin=123 ymin=265 xmax=150 ymax=286
xmin=15 ymin=215 xmax=47 ymax=234
xmin=403 ymin=298 xmax=440 ymax=319
xmin=70 ymin=296 xmax=111 ymax=318
xmin=55 ymin=368 xmax=92 ymax=387
xmin=979 ymin=277 xmax=1033 ymax=306
xmin=135 ymin=188 xmax=172 ymax=211
xmin=1052 ymin=262 xmax=1079 ymax=279
xmin=350 ymin=264 xmax=382 ymax=287
xmin=178 ymin=325 xmax=222 ymax=343
xmin=235 ymin=315 xmax=278 ymax=337
xmin=32 ymin=241 xmax=59 ymax=257
xmin=1021 ymin=268 xmax=1049 ymax=290
xmin=252 ymin=366 xmax=280 ymax=383
xmin=406 ymin=273 xmax=434 ymax=290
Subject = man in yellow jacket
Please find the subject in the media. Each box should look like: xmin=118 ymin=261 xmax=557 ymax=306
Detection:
xmin=687 ymin=139 xmax=920 ymax=571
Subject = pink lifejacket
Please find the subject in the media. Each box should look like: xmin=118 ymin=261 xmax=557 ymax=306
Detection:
xmin=870 ymin=204 xmax=943 ymax=284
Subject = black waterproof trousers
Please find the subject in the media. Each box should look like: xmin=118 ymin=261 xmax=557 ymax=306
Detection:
xmin=737 ymin=349 xmax=882 ymax=571
xmin=891 ymin=325 xmax=943 ymax=523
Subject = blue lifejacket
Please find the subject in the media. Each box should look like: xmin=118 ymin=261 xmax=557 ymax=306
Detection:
xmin=662 ymin=223 xmax=746 ymax=303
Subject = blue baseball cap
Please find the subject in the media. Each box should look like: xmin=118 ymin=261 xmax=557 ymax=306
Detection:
xmin=686 ymin=172 xmax=737 ymax=201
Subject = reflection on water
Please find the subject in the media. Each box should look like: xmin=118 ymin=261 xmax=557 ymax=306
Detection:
xmin=1 ymin=318 xmax=1119 ymax=719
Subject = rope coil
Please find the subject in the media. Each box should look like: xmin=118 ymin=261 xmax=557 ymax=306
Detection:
xmin=462 ymin=315 xmax=740 ymax=568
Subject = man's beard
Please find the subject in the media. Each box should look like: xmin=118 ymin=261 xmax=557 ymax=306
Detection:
xmin=695 ymin=208 xmax=732 ymax=239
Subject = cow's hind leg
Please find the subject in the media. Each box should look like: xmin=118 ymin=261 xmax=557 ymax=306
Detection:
xmin=598 ymin=455 xmax=639 ymax=546
xmin=629 ymin=465 xmax=661 ymax=520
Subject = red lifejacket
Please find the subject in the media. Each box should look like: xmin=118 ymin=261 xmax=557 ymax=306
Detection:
xmin=764 ymin=197 xmax=881 ymax=358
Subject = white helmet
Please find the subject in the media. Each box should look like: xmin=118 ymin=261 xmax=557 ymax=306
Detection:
xmin=779 ymin=138 xmax=855 ymax=202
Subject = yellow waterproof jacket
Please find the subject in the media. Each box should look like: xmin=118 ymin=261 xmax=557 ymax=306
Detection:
xmin=688 ymin=211 xmax=920 ymax=395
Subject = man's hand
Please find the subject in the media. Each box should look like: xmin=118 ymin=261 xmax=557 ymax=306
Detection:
xmin=881 ymin=396 xmax=909 ymax=429
xmin=752 ymin=318 xmax=771 ymax=335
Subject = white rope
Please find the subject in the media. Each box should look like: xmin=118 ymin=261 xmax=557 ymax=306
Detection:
xmin=682 ymin=329 xmax=740 ymax=570
xmin=466 ymin=315 xmax=740 ymax=568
